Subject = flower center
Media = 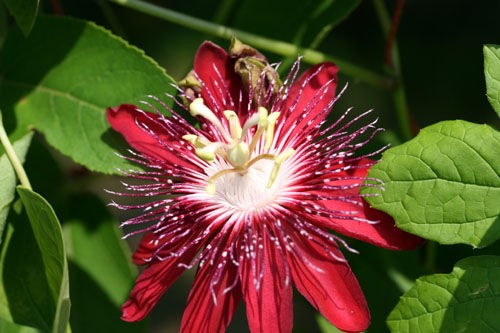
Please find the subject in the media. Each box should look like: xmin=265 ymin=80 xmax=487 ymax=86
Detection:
xmin=183 ymin=98 xmax=294 ymax=195
xmin=206 ymin=158 xmax=280 ymax=210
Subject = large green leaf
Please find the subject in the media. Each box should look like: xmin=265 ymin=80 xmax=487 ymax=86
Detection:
xmin=484 ymin=44 xmax=500 ymax=117
xmin=2 ymin=0 xmax=39 ymax=35
xmin=0 ymin=16 xmax=176 ymax=174
xmin=362 ymin=120 xmax=500 ymax=248
xmin=0 ymin=317 xmax=40 ymax=333
xmin=387 ymin=255 xmax=500 ymax=332
xmin=64 ymin=194 xmax=136 ymax=307
xmin=0 ymin=132 xmax=32 ymax=242
xmin=15 ymin=187 xmax=69 ymax=333
xmin=64 ymin=194 xmax=147 ymax=333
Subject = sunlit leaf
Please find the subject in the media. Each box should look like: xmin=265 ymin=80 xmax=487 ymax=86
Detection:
xmin=387 ymin=255 xmax=500 ymax=332
xmin=0 ymin=16 xmax=176 ymax=174
xmin=362 ymin=120 xmax=500 ymax=248
xmin=0 ymin=132 xmax=32 ymax=243
xmin=0 ymin=316 xmax=40 ymax=333
xmin=484 ymin=44 xmax=500 ymax=117
xmin=2 ymin=0 xmax=39 ymax=35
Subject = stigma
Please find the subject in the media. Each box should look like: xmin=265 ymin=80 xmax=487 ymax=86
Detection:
xmin=183 ymin=98 xmax=294 ymax=195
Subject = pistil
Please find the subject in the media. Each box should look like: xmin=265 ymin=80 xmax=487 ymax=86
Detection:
xmin=183 ymin=98 xmax=294 ymax=194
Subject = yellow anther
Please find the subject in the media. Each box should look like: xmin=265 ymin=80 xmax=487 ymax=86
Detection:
xmin=223 ymin=110 xmax=242 ymax=140
xmin=264 ymin=112 xmax=280 ymax=150
xmin=182 ymin=134 xmax=198 ymax=144
xmin=257 ymin=106 xmax=269 ymax=127
xmin=185 ymin=99 xmax=290 ymax=195
xmin=194 ymin=142 xmax=225 ymax=163
xmin=195 ymin=146 xmax=216 ymax=162
xmin=241 ymin=111 xmax=261 ymax=136
xmin=182 ymin=134 xmax=211 ymax=149
xmin=267 ymin=148 xmax=295 ymax=188
xmin=189 ymin=98 xmax=231 ymax=142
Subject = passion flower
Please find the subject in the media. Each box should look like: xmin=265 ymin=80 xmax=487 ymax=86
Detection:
xmin=107 ymin=41 xmax=422 ymax=333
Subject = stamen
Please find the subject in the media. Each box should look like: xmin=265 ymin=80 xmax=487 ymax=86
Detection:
xmin=247 ymin=107 xmax=269 ymax=153
xmin=190 ymin=98 xmax=231 ymax=142
xmin=241 ymin=107 xmax=266 ymax=138
xmin=267 ymin=149 xmax=295 ymax=188
xmin=185 ymin=98 xmax=291 ymax=194
xmin=223 ymin=110 xmax=242 ymax=140
xmin=195 ymin=142 xmax=224 ymax=162
xmin=264 ymin=112 xmax=280 ymax=150
xmin=182 ymin=134 xmax=212 ymax=148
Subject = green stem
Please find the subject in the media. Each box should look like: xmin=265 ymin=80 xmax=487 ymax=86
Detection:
xmin=424 ymin=241 xmax=437 ymax=273
xmin=373 ymin=0 xmax=413 ymax=141
xmin=107 ymin=0 xmax=392 ymax=90
xmin=0 ymin=109 xmax=33 ymax=190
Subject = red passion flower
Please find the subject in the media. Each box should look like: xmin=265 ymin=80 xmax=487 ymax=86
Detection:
xmin=107 ymin=41 xmax=422 ymax=333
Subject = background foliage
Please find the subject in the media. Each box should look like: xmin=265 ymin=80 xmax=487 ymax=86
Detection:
xmin=0 ymin=0 xmax=499 ymax=332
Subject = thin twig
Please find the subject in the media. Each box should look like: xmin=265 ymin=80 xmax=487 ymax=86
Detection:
xmin=385 ymin=0 xmax=405 ymax=69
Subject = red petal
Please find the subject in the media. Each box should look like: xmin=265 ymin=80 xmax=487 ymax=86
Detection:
xmin=121 ymin=232 xmax=204 ymax=322
xmin=279 ymin=62 xmax=338 ymax=141
xmin=315 ymin=158 xmax=424 ymax=250
xmin=106 ymin=104 xmax=196 ymax=169
xmin=132 ymin=232 xmax=160 ymax=265
xmin=180 ymin=252 xmax=241 ymax=332
xmin=240 ymin=229 xmax=293 ymax=333
xmin=193 ymin=41 xmax=245 ymax=117
xmin=285 ymin=229 xmax=370 ymax=333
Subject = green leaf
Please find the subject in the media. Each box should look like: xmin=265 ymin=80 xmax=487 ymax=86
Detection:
xmin=16 ymin=187 xmax=70 ymax=333
xmin=387 ymin=255 xmax=500 ymax=333
xmin=362 ymin=120 xmax=500 ymax=248
xmin=0 ymin=200 xmax=55 ymax=331
xmin=0 ymin=16 xmax=176 ymax=174
xmin=484 ymin=44 xmax=500 ymax=117
xmin=64 ymin=194 xmax=147 ymax=333
xmin=316 ymin=314 xmax=343 ymax=333
xmin=0 ymin=132 xmax=32 ymax=243
xmin=2 ymin=0 xmax=39 ymax=36
xmin=64 ymin=194 xmax=136 ymax=307
xmin=0 ymin=317 xmax=41 ymax=333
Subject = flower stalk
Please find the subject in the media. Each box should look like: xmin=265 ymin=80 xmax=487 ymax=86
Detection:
xmin=0 ymin=109 xmax=32 ymax=190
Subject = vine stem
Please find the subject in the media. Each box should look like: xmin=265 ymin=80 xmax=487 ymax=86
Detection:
xmin=0 ymin=109 xmax=32 ymax=190
xmin=373 ymin=0 xmax=413 ymax=141
xmin=384 ymin=0 xmax=405 ymax=70
xmin=107 ymin=0 xmax=392 ymax=90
